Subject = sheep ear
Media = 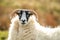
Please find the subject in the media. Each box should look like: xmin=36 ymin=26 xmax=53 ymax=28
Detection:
xmin=10 ymin=10 xmax=19 ymax=19
xmin=15 ymin=10 xmax=20 ymax=15
xmin=31 ymin=10 xmax=38 ymax=21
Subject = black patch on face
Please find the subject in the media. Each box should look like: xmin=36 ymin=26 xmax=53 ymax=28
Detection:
xmin=25 ymin=11 xmax=31 ymax=21
xmin=19 ymin=10 xmax=23 ymax=19
xmin=16 ymin=10 xmax=33 ymax=22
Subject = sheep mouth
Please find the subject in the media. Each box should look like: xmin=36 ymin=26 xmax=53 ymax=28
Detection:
xmin=21 ymin=22 xmax=26 ymax=24
xmin=21 ymin=21 xmax=27 ymax=24
xmin=20 ymin=20 xmax=27 ymax=25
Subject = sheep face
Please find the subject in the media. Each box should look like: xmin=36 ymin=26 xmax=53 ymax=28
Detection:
xmin=11 ymin=9 xmax=38 ymax=25
xmin=12 ymin=9 xmax=37 ymax=25
xmin=17 ymin=10 xmax=32 ymax=25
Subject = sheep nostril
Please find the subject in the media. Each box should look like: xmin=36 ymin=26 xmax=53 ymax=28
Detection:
xmin=22 ymin=20 xmax=25 ymax=22
xmin=21 ymin=20 xmax=26 ymax=24
xmin=22 ymin=20 xmax=26 ymax=23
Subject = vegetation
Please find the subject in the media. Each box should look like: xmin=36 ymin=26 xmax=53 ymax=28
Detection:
xmin=0 ymin=0 xmax=60 ymax=29
xmin=0 ymin=0 xmax=60 ymax=40
xmin=0 ymin=31 xmax=8 ymax=40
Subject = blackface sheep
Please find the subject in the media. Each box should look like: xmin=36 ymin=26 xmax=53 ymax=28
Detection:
xmin=8 ymin=9 xmax=60 ymax=40
xmin=8 ymin=9 xmax=40 ymax=40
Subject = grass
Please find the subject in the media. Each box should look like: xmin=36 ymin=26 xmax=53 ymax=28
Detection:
xmin=0 ymin=31 xmax=8 ymax=40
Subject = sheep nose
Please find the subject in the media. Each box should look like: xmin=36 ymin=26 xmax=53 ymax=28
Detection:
xmin=22 ymin=20 xmax=25 ymax=23
xmin=21 ymin=20 xmax=26 ymax=24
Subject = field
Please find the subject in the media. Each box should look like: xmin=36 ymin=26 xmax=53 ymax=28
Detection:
xmin=0 ymin=0 xmax=60 ymax=28
xmin=0 ymin=0 xmax=60 ymax=40
xmin=0 ymin=31 xmax=8 ymax=40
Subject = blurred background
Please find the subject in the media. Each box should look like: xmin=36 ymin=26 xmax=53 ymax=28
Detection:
xmin=0 ymin=0 xmax=60 ymax=40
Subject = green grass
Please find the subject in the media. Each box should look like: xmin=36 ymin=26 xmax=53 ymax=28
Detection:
xmin=0 ymin=31 xmax=8 ymax=40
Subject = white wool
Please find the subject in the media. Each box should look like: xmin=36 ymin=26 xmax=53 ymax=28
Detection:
xmin=11 ymin=15 xmax=19 ymax=23
xmin=8 ymin=13 xmax=60 ymax=40
xmin=8 ymin=15 xmax=38 ymax=40
xmin=35 ymin=22 xmax=60 ymax=40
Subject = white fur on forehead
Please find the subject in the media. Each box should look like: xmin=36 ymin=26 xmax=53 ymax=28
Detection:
xmin=15 ymin=9 xmax=32 ymax=11
xmin=14 ymin=9 xmax=36 ymax=14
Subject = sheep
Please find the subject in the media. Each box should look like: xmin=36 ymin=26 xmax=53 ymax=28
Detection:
xmin=36 ymin=25 xmax=60 ymax=40
xmin=8 ymin=9 xmax=40 ymax=40
xmin=8 ymin=9 xmax=60 ymax=40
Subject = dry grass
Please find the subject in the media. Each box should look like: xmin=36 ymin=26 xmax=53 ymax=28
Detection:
xmin=0 ymin=0 xmax=60 ymax=28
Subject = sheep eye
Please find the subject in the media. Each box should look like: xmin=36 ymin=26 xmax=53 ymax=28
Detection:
xmin=28 ymin=12 xmax=33 ymax=15
xmin=29 ymin=13 xmax=33 ymax=15
xmin=19 ymin=14 xmax=22 ymax=19
xmin=16 ymin=13 xmax=20 ymax=15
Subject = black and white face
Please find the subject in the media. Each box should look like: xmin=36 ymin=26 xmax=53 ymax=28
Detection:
xmin=16 ymin=9 xmax=33 ymax=25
